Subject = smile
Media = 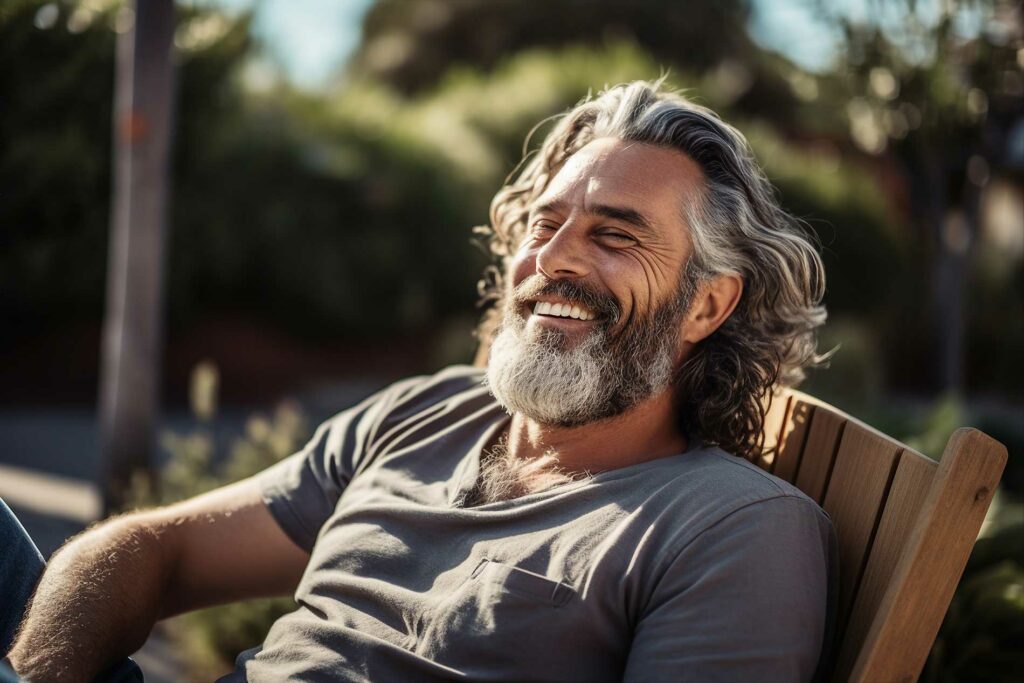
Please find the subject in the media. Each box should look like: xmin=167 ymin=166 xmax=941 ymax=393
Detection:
xmin=531 ymin=300 xmax=598 ymax=321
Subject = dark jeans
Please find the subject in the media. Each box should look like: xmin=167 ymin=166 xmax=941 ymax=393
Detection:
xmin=0 ymin=499 xmax=144 ymax=682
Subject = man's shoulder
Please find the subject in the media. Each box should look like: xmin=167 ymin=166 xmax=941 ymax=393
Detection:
xmin=378 ymin=364 xmax=489 ymax=414
xmin=641 ymin=446 xmax=835 ymax=576
xmin=416 ymin=364 xmax=488 ymax=393
xmin=704 ymin=447 xmax=819 ymax=505
xmin=656 ymin=445 xmax=830 ymax=528
xmin=321 ymin=364 xmax=490 ymax=433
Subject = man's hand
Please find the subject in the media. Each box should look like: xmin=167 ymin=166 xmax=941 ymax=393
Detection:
xmin=7 ymin=477 xmax=309 ymax=682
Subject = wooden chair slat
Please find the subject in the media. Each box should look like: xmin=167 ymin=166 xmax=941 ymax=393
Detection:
xmin=820 ymin=424 xmax=902 ymax=649
xmin=756 ymin=391 xmax=792 ymax=472
xmin=849 ymin=429 xmax=1007 ymax=683
xmin=773 ymin=398 xmax=813 ymax=484
xmin=794 ymin=408 xmax=846 ymax=504
xmin=832 ymin=449 xmax=936 ymax=682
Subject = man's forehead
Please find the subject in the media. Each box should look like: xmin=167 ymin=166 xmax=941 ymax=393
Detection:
xmin=531 ymin=138 xmax=705 ymax=222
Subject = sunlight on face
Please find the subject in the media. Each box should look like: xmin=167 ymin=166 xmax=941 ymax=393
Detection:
xmin=486 ymin=139 xmax=706 ymax=426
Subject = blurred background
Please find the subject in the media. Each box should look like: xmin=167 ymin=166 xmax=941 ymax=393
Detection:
xmin=0 ymin=0 xmax=1021 ymax=679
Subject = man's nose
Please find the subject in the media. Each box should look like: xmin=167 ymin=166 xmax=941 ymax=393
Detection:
xmin=535 ymin=222 xmax=591 ymax=280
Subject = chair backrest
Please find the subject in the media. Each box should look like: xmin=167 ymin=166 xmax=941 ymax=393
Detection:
xmin=756 ymin=389 xmax=1007 ymax=683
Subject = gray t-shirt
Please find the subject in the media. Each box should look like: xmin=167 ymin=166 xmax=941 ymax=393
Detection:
xmin=220 ymin=365 xmax=838 ymax=682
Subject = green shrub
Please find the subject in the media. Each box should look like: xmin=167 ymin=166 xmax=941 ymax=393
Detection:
xmin=922 ymin=513 xmax=1024 ymax=682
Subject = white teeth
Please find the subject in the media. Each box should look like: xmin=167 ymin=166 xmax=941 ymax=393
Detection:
xmin=533 ymin=301 xmax=596 ymax=320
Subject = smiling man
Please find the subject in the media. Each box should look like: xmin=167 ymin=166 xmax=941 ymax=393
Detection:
xmin=5 ymin=81 xmax=836 ymax=683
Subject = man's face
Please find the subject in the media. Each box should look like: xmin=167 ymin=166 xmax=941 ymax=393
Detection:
xmin=486 ymin=137 xmax=706 ymax=427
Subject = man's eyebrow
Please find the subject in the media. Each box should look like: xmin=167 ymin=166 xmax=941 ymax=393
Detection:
xmin=590 ymin=203 xmax=656 ymax=233
xmin=530 ymin=200 xmax=656 ymax=233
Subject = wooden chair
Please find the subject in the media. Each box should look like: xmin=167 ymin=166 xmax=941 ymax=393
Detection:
xmin=751 ymin=389 xmax=1006 ymax=682
xmin=473 ymin=344 xmax=1007 ymax=682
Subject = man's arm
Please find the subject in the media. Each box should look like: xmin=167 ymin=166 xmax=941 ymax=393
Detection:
xmin=7 ymin=477 xmax=309 ymax=682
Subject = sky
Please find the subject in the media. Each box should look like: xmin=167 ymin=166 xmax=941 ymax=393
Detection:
xmin=190 ymin=0 xmax=873 ymax=90
xmin=192 ymin=0 xmax=375 ymax=88
xmin=748 ymin=0 xmax=851 ymax=71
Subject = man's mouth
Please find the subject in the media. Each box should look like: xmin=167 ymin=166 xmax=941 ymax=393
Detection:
xmin=528 ymin=300 xmax=599 ymax=321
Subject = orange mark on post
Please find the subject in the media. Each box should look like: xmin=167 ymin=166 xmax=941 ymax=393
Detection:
xmin=120 ymin=112 xmax=148 ymax=144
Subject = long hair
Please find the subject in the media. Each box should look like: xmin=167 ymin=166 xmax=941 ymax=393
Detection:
xmin=475 ymin=80 xmax=828 ymax=461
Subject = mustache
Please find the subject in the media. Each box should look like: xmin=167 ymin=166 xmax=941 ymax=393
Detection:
xmin=510 ymin=275 xmax=621 ymax=323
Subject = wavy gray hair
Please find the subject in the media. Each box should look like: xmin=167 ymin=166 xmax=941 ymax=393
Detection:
xmin=476 ymin=79 xmax=828 ymax=461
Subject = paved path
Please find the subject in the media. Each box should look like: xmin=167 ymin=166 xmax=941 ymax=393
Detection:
xmin=0 ymin=464 xmax=100 ymax=528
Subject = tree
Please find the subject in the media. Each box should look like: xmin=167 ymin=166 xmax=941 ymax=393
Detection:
xmin=821 ymin=0 xmax=1023 ymax=394
xmin=347 ymin=0 xmax=804 ymax=127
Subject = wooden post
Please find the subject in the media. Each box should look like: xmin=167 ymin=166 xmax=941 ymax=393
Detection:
xmin=98 ymin=0 xmax=176 ymax=515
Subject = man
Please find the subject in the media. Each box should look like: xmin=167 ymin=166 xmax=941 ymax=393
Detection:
xmin=4 ymin=80 xmax=836 ymax=682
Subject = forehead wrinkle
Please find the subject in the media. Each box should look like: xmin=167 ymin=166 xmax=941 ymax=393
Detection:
xmin=530 ymin=138 xmax=704 ymax=247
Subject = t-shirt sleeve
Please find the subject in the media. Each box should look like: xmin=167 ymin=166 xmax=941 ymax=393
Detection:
xmin=254 ymin=376 xmax=427 ymax=553
xmin=623 ymin=495 xmax=838 ymax=683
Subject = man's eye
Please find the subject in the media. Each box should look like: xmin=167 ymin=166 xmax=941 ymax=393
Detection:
xmin=598 ymin=231 xmax=635 ymax=245
xmin=531 ymin=221 xmax=558 ymax=235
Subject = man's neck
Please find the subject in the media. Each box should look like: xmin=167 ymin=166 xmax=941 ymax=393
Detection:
xmin=505 ymin=388 xmax=688 ymax=474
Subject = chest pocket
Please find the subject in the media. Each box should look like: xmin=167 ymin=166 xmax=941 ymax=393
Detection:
xmin=418 ymin=559 xmax=577 ymax=657
xmin=470 ymin=558 xmax=576 ymax=607
xmin=417 ymin=559 xmax=617 ymax=681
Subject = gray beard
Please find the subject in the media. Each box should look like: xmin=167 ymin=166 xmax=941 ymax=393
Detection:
xmin=485 ymin=278 xmax=692 ymax=428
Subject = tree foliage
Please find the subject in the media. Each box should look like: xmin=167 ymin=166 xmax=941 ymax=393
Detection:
xmin=1 ymin=0 xmax=1019 ymax=391
xmin=817 ymin=0 xmax=1024 ymax=394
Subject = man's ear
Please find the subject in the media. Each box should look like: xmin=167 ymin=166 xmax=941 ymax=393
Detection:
xmin=682 ymin=272 xmax=743 ymax=344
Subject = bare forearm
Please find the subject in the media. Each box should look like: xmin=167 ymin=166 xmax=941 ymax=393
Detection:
xmin=7 ymin=478 xmax=308 ymax=681
xmin=8 ymin=518 xmax=173 ymax=682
